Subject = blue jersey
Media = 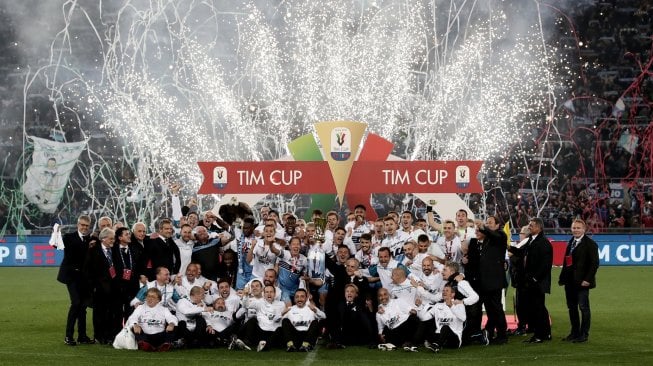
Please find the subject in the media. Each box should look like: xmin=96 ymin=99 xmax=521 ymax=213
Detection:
xmin=277 ymin=251 xmax=307 ymax=291
xmin=236 ymin=230 xmax=255 ymax=289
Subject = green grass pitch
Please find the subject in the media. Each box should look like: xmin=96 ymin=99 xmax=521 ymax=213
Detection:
xmin=0 ymin=266 xmax=651 ymax=366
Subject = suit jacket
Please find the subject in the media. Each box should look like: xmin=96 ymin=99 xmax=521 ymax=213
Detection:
xmin=325 ymin=256 xmax=369 ymax=306
xmin=144 ymin=236 xmax=181 ymax=279
xmin=334 ymin=298 xmax=376 ymax=345
xmin=113 ymin=243 xmax=144 ymax=293
xmin=523 ymin=233 xmax=553 ymax=294
xmin=464 ymin=238 xmax=481 ymax=290
xmin=558 ymin=235 xmax=599 ymax=288
xmin=507 ymin=244 xmax=527 ymax=289
xmin=477 ymin=227 xmax=509 ymax=292
xmin=83 ymin=244 xmax=116 ymax=295
xmin=191 ymin=239 xmax=222 ymax=281
xmin=57 ymin=232 xmax=89 ymax=284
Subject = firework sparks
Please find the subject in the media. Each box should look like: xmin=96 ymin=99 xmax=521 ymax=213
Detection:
xmin=11 ymin=0 xmax=572 ymax=225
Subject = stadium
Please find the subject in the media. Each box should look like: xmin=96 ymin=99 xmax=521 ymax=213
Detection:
xmin=0 ymin=1 xmax=652 ymax=365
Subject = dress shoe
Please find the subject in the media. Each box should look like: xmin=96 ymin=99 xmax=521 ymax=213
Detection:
xmin=490 ymin=337 xmax=508 ymax=345
xmin=572 ymin=336 xmax=588 ymax=343
xmin=64 ymin=337 xmax=77 ymax=346
xmin=509 ymin=327 xmax=527 ymax=336
xmin=78 ymin=336 xmax=96 ymax=345
xmin=562 ymin=334 xmax=578 ymax=342
xmin=524 ymin=336 xmax=543 ymax=343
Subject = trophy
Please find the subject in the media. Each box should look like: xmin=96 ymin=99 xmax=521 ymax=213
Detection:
xmin=313 ymin=217 xmax=327 ymax=243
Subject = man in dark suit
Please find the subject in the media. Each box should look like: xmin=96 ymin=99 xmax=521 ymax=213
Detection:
xmin=461 ymin=228 xmax=483 ymax=344
xmin=131 ymin=222 xmax=149 ymax=249
xmin=558 ymin=219 xmax=599 ymax=343
xmin=507 ymin=226 xmax=531 ymax=335
xmin=113 ymin=226 xmax=144 ymax=333
xmin=84 ymin=227 xmax=119 ymax=344
xmin=324 ymin=246 xmax=366 ymax=348
xmin=522 ymin=218 xmax=553 ymax=343
xmin=144 ymin=218 xmax=181 ymax=280
xmin=332 ymin=283 xmax=376 ymax=347
xmin=57 ymin=215 xmax=94 ymax=346
xmin=476 ymin=216 xmax=509 ymax=345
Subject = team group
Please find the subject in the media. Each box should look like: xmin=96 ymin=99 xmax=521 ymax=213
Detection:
xmin=57 ymin=201 xmax=599 ymax=353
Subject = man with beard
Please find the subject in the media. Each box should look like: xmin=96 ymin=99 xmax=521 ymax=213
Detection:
xmin=281 ymin=289 xmax=326 ymax=352
xmin=175 ymin=224 xmax=195 ymax=275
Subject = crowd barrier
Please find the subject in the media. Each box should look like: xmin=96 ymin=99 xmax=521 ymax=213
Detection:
xmin=1 ymin=234 xmax=652 ymax=267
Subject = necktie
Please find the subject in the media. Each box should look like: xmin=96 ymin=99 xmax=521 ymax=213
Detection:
xmin=104 ymin=248 xmax=113 ymax=266
xmin=571 ymin=239 xmax=579 ymax=252
xmin=524 ymin=236 xmax=533 ymax=267
xmin=122 ymin=247 xmax=131 ymax=268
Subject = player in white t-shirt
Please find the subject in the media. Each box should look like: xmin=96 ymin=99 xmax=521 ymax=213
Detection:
xmin=345 ymin=205 xmax=372 ymax=252
xmin=247 ymin=225 xmax=282 ymax=279
xmin=371 ymin=219 xmax=386 ymax=247
xmin=354 ymin=233 xmax=379 ymax=277
xmin=423 ymin=282 xmax=467 ymax=352
xmin=203 ymin=297 xmax=242 ymax=347
xmin=434 ymin=220 xmax=464 ymax=266
xmin=387 ymin=268 xmax=417 ymax=308
xmin=381 ymin=216 xmax=411 ymax=258
xmin=175 ymin=286 xmax=211 ymax=348
xmin=281 ymin=289 xmax=326 ymax=352
xmin=397 ymin=211 xmax=415 ymax=236
xmin=376 ymin=287 xmax=419 ymax=351
xmin=127 ymin=287 xmax=178 ymax=352
xmin=235 ymin=285 xmax=286 ymax=351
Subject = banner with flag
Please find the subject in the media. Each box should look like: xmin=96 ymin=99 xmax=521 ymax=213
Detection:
xmin=22 ymin=136 xmax=87 ymax=213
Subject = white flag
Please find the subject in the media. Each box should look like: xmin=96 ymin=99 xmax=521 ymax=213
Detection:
xmin=22 ymin=136 xmax=87 ymax=213
xmin=49 ymin=223 xmax=65 ymax=250
xmin=618 ymin=130 xmax=639 ymax=154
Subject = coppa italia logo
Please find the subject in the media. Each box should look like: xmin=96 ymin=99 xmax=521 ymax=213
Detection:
xmin=213 ymin=166 xmax=228 ymax=189
xmin=198 ymin=121 xmax=483 ymax=205
xmin=331 ymin=127 xmax=351 ymax=161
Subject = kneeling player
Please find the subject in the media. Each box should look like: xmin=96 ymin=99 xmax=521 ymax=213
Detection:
xmin=203 ymin=297 xmax=242 ymax=347
xmin=423 ymin=282 xmax=466 ymax=352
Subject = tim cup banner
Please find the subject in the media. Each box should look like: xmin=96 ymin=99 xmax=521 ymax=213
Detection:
xmin=199 ymin=121 xmax=482 ymax=201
